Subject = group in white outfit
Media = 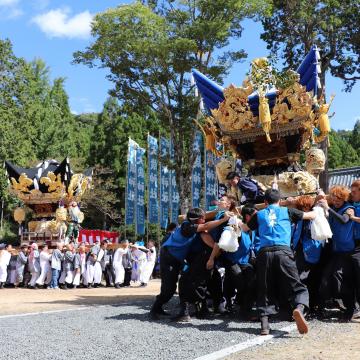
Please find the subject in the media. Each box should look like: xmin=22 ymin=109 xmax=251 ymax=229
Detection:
xmin=0 ymin=239 xmax=158 ymax=290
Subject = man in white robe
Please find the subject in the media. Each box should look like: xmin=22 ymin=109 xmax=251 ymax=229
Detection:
xmin=0 ymin=243 xmax=12 ymax=288
xmin=140 ymin=240 xmax=157 ymax=287
xmin=28 ymin=243 xmax=40 ymax=289
xmin=113 ymin=240 xmax=129 ymax=288
xmin=73 ymin=243 xmax=87 ymax=288
xmin=36 ymin=245 xmax=52 ymax=288
xmin=93 ymin=240 xmax=107 ymax=287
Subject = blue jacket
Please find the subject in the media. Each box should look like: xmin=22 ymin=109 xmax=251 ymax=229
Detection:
xmin=292 ymin=219 xmax=322 ymax=264
xmin=163 ymin=221 xmax=198 ymax=262
xmin=257 ymin=205 xmax=292 ymax=249
xmin=329 ymin=202 xmax=355 ymax=253
xmin=353 ymin=202 xmax=360 ymax=241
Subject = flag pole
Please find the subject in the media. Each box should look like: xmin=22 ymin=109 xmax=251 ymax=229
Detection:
xmin=158 ymin=130 xmax=161 ymax=246
xmin=146 ymin=132 xmax=150 ymax=245
xmin=124 ymin=137 xmax=130 ymax=240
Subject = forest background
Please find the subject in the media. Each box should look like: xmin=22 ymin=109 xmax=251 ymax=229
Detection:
xmin=0 ymin=0 xmax=359 ymax=243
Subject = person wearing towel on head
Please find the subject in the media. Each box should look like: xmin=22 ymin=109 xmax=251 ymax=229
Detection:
xmin=131 ymin=242 xmax=148 ymax=283
xmin=7 ymin=248 xmax=17 ymax=287
xmin=28 ymin=243 xmax=40 ymax=289
xmin=0 ymin=243 xmax=12 ymax=289
xmin=59 ymin=243 xmax=76 ymax=289
xmin=73 ymin=243 xmax=87 ymax=288
xmin=113 ymin=239 xmax=129 ymax=288
xmin=35 ymin=244 xmax=52 ymax=288
xmin=15 ymin=244 xmax=29 ymax=287
xmin=50 ymin=242 xmax=64 ymax=289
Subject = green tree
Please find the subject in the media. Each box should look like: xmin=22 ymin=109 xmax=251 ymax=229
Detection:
xmin=328 ymin=131 xmax=360 ymax=169
xmin=85 ymin=97 xmax=160 ymax=228
xmin=350 ymin=119 xmax=360 ymax=151
xmin=261 ymin=0 xmax=360 ymax=90
xmin=73 ymin=0 xmax=270 ymax=210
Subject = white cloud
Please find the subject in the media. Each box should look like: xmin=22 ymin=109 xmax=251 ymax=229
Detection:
xmin=0 ymin=0 xmax=23 ymax=19
xmin=0 ymin=0 xmax=19 ymax=6
xmin=32 ymin=7 xmax=93 ymax=39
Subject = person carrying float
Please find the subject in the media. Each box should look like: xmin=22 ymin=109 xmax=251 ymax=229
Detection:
xmin=242 ymin=189 xmax=316 ymax=335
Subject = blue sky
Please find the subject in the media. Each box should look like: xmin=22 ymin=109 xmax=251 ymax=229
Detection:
xmin=0 ymin=0 xmax=359 ymax=130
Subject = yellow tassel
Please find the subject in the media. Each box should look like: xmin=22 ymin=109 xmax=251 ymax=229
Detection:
xmin=259 ymin=94 xmax=272 ymax=142
xmin=205 ymin=133 xmax=216 ymax=152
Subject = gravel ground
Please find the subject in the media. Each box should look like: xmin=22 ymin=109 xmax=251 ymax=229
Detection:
xmin=0 ymin=298 xmax=293 ymax=360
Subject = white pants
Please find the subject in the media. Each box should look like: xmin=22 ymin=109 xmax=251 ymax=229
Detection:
xmin=140 ymin=261 xmax=155 ymax=284
xmin=36 ymin=266 xmax=52 ymax=286
xmin=0 ymin=266 xmax=7 ymax=283
xmin=114 ymin=264 xmax=125 ymax=285
xmin=73 ymin=270 xmax=81 ymax=286
xmin=86 ymin=262 xmax=95 ymax=284
xmin=29 ymin=271 xmax=39 ymax=287
xmin=93 ymin=262 xmax=102 ymax=284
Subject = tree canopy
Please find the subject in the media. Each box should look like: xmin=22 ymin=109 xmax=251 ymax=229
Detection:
xmin=73 ymin=0 xmax=271 ymax=209
xmin=260 ymin=0 xmax=360 ymax=91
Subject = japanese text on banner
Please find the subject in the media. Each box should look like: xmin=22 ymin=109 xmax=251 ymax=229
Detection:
xmin=147 ymin=135 xmax=159 ymax=224
xmin=192 ymin=131 xmax=203 ymax=208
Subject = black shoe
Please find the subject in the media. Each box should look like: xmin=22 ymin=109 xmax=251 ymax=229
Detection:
xmin=115 ymin=284 xmax=121 ymax=289
xmin=196 ymin=301 xmax=211 ymax=319
xmin=260 ymin=316 xmax=270 ymax=335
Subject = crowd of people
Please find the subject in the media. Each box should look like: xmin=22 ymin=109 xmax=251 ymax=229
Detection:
xmin=150 ymin=179 xmax=360 ymax=336
xmin=1 ymin=178 xmax=360 ymax=336
xmin=0 ymin=239 xmax=157 ymax=290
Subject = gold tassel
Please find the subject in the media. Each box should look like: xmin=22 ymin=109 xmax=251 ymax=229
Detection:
xmin=259 ymin=94 xmax=272 ymax=142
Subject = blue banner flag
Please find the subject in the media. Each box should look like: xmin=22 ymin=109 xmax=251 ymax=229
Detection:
xmin=147 ymin=135 xmax=159 ymax=224
xmin=205 ymin=150 xmax=217 ymax=210
xmin=136 ymin=146 xmax=146 ymax=235
xmin=125 ymin=139 xmax=137 ymax=225
xmin=169 ymin=140 xmax=179 ymax=224
xmin=192 ymin=132 xmax=203 ymax=208
xmin=160 ymin=137 xmax=170 ymax=229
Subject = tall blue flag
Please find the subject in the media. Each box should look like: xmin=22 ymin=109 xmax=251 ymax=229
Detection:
xmin=205 ymin=150 xmax=217 ymax=210
xmin=136 ymin=146 xmax=146 ymax=235
xmin=125 ymin=139 xmax=137 ymax=225
xmin=160 ymin=137 xmax=170 ymax=229
xmin=147 ymin=135 xmax=159 ymax=224
xmin=192 ymin=132 xmax=203 ymax=208
xmin=170 ymin=140 xmax=179 ymax=224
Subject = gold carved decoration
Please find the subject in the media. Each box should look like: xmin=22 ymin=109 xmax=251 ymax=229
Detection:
xmin=40 ymin=172 xmax=64 ymax=193
xmin=11 ymin=173 xmax=33 ymax=193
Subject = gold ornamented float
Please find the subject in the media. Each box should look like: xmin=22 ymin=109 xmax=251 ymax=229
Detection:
xmin=5 ymin=158 xmax=92 ymax=245
xmin=193 ymin=46 xmax=333 ymax=197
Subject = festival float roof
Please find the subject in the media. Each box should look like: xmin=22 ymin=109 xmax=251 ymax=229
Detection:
xmin=5 ymin=158 xmax=93 ymax=205
xmin=192 ymin=46 xmax=329 ymax=172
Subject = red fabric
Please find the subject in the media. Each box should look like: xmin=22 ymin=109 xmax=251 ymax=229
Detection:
xmin=79 ymin=229 xmax=120 ymax=244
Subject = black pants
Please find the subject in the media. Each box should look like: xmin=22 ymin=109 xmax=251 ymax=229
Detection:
xmin=257 ymin=246 xmax=309 ymax=317
xmin=179 ymin=247 xmax=212 ymax=304
xmin=104 ymin=263 xmax=116 ymax=286
xmin=320 ymin=252 xmax=355 ymax=313
xmin=351 ymin=243 xmax=360 ymax=308
xmin=224 ymin=263 xmax=256 ymax=312
xmin=123 ymin=268 xmax=132 ymax=286
xmin=295 ymin=249 xmax=323 ymax=311
xmin=152 ymin=247 xmax=183 ymax=311
xmin=207 ymin=267 xmax=225 ymax=308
